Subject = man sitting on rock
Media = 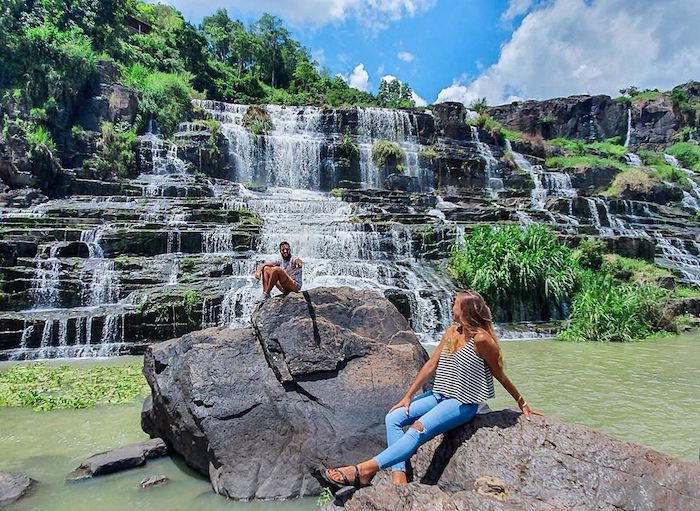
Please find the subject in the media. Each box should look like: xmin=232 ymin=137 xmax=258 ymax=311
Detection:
xmin=254 ymin=241 xmax=303 ymax=303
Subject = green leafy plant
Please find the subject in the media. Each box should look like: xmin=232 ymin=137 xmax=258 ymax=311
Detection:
xmin=84 ymin=121 xmax=137 ymax=179
xmin=448 ymin=224 xmax=578 ymax=320
xmin=372 ymin=140 xmax=405 ymax=168
xmin=316 ymin=487 xmax=333 ymax=506
xmin=242 ymin=105 xmax=274 ymax=135
xmin=666 ymin=142 xmax=700 ymax=171
xmin=26 ymin=125 xmax=57 ymax=156
xmin=558 ymin=271 xmax=668 ymax=342
xmin=340 ymin=133 xmax=360 ymax=158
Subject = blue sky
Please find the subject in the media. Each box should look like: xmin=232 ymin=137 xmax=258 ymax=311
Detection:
xmin=156 ymin=0 xmax=700 ymax=106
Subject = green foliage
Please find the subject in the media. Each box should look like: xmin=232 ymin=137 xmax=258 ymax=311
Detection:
xmin=558 ymin=270 xmax=667 ymax=342
xmin=372 ymin=140 xmax=405 ymax=168
xmin=377 ymin=78 xmax=415 ymax=108
xmin=418 ymin=147 xmax=439 ymax=160
xmin=469 ymin=97 xmax=489 ymax=114
xmin=180 ymin=258 xmax=196 ymax=271
xmin=605 ymin=254 xmax=674 ymax=284
xmin=467 ymin=114 xmax=503 ymax=138
xmin=666 ymin=142 xmax=700 ymax=171
xmin=183 ymin=290 xmax=197 ymax=319
xmin=340 ymin=133 xmax=359 ymax=158
xmin=587 ymin=141 xmax=627 ymax=157
xmin=136 ymin=72 xmax=195 ymax=137
xmin=501 ymin=128 xmax=524 ymax=141
xmin=317 ymin=487 xmax=333 ymax=506
xmin=670 ymin=87 xmax=699 ymax=126
xmin=548 ymin=138 xmax=587 ymax=156
xmin=242 ymin=105 xmax=273 ymax=135
xmin=84 ymin=121 xmax=137 ymax=179
xmin=546 ymin=155 xmax=626 ymax=171
xmin=0 ymin=363 xmax=150 ymax=411
xmin=26 ymin=125 xmax=57 ymax=156
xmin=573 ymin=239 xmax=606 ymax=270
xmin=448 ymin=224 xmax=578 ymax=315
xmin=193 ymin=119 xmax=221 ymax=158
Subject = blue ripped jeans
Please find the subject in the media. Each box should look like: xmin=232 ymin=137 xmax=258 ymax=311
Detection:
xmin=374 ymin=391 xmax=478 ymax=472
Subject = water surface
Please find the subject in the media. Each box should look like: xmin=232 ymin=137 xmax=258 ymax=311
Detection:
xmin=2 ymin=334 xmax=699 ymax=510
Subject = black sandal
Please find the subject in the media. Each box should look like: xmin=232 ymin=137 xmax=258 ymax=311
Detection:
xmin=314 ymin=465 xmax=368 ymax=491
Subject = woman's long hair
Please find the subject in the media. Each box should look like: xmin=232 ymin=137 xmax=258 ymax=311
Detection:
xmin=447 ymin=290 xmax=503 ymax=369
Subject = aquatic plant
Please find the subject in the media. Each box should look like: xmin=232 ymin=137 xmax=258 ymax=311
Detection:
xmin=0 ymin=363 xmax=150 ymax=411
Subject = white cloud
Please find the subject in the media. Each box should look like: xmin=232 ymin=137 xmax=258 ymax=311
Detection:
xmin=501 ymin=0 xmax=535 ymax=21
xmin=397 ymin=51 xmax=415 ymax=63
xmin=412 ymin=91 xmax=428 ymax=107
xmin=348 ymin=63 xmax=370 ymax=91
xmin=158 ymin=0 xmax=435 ymax=30
xmin=380 ymin=74 xmax=398 ymax=83
xmin=437 ymin=0 xmax=700 ymax=106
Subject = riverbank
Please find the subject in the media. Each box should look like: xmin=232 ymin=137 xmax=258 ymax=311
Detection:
xmin=1 ymin=334 xmax=698 ymax=509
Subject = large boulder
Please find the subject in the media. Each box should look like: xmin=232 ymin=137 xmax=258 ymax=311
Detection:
xmin=141 ymin=287 xmax=429 ymax=500
xmin=325 ymin=410 xmax=700 ymax=511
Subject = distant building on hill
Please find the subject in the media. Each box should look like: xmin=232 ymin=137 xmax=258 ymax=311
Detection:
xmin=124 ymin=15 xmax=152 ymax=35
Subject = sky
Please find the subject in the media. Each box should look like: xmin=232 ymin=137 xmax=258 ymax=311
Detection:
xmin=154 ymin=0 xmax=700 ymax=106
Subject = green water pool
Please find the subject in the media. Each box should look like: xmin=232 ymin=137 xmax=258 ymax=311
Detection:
xmin=1 ymin=334 xmax=698 ymax=510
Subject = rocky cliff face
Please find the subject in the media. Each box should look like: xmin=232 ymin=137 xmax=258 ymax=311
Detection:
xmin=489 ymin=81 xmax=700 ymax=148
xmin=1 ymin=84 xmax=700 ymax=360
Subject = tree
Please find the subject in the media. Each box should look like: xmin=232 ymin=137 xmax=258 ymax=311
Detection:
xmin=251 ymin=13 xmax=300 ymax=89
xmin=377 ymin=78 xmax=415 ymax=108
xmin=469 ymin=97 xmax=489 ymax=114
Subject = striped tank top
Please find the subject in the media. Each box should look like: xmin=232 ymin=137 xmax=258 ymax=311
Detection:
xmin=432 ymin=338 xmax=495 ymax=404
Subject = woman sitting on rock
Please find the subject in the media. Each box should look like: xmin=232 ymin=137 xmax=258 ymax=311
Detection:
xmin=316 ymin=289 xmax=540 ymax=490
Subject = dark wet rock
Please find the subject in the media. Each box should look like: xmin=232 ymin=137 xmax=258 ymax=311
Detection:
xmin=323 ymin=410 xmax=700 ymax=511
xmin=385 ymin=173 xmax=418 ymax=192
xmin=66 ymin=438 xmax=168 ymax=481
xmin=0 ymin=472 xmax=36 ymax=507
xmin=489 ymin=94 xmax=626 ymax=142
xmin=139 ymin=475 xmax=170 ymax=489
xmin=142 ymin=287 xmax=429 ymax=500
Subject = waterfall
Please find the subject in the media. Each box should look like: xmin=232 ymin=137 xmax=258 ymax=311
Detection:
xmin=471 ymin=127 xmax=502 ymax=197
xmin=624 ymin=109 xmax=633 ymax=148
xmin=665 ymin=153 xmax=700 ymax=202
xmin=194 ymin=100 xmax=431 ymax=191
xmin=216 ymin=186 xmax=454 ymax=343
xmin=624 ymin=153 xmax=642 ymax=167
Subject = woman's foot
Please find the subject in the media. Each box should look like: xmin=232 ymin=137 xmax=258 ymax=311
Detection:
xmin=391 ymin=471 xmax=408 ymax=486
xmin=324 ymin=465 xmax=371 ymax=487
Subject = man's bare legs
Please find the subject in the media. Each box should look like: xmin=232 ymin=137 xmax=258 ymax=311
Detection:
xmin=262 ymin=266 xmax=299 ymax=295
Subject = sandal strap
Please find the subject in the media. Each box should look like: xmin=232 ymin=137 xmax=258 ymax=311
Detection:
xmin=353 ymin=465 xmax=361 ymax=488
xmin=329 ymin=468 xmax=350 ymax=486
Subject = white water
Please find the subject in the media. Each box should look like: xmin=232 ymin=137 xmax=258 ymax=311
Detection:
xmin=624 ymin=108 xmax=633 ymax=148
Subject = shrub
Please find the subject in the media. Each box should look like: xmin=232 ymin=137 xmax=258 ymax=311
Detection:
xmin=558 ymin=271 xmax=668 ymax=342
xmin=468 ymin=97 xmax=489 ymax=114
xmin=372 ymin=140 xmax=405 ymax=168
xmin=84 ymin=122 xmax=137 ymax=179
xmin=448 ymin=224 xmax=578 ymax=319
xmin=136 ymin=72 xmax=195 ymax=137
xmin=467 ymin=114 xmax=503 ymax=139
xmin=574 ymin=239 xmax=606 ymax=270
xmin=605 ymin=168 xmax=654 ymax=197
xmin=26 ymin=125 xmax=57 ymax=156
xmin=340 ymin=133 xmax=359 ymax=158
xmin=666 ymin=142 xmax=700 ymax=171
xmin=242 ymin=105 xmax=273 ymax=135
xmin=418 ymin=147 xmax=438 ymax=160
xmin=501 ymin=128 xmax=524 ymax=141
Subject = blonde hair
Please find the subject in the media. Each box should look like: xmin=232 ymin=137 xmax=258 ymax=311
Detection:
xmin=447 ymin=290 xmax=503 ymax=369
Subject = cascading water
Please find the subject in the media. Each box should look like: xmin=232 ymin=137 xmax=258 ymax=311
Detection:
xmin=624 ymin=109 xmax=633 ymax=148
xmin=472 ymin=127 xmax=502 ymax=197
xmin=195 ymin=100 xmax=432 ymax=191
